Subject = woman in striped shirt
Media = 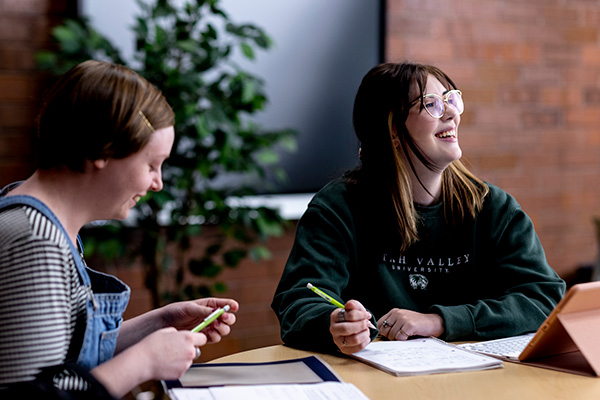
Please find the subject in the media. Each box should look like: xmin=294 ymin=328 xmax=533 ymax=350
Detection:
xmin=0 ymin=60 xmax=239 ymax=399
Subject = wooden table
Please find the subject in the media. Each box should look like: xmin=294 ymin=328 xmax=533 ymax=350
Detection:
xmin=209 ymin=344 xmax=600 ymax=400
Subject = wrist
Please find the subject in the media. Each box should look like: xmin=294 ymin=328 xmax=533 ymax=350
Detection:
xmin=95 ymin=342 xmax=154 ymax=397
xmin=137 ymin=306 xmax=169 ymax=331
xmin=430 ymin=313 xmax=445 ymax=337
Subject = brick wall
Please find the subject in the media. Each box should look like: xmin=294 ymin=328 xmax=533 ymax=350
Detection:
xmin=0 ymin=0 xmax=76 ymax=187
xmin=3 ymin=0 xmax=600 ymax=362
xmin=99 ymin=226 xmax=296 ymax=362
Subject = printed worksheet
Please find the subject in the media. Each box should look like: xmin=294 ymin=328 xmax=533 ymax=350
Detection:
xmin=350 ymin=338 xmax=502 ymax=376
xmin=169 ymin=382 xmax=370 ymax=400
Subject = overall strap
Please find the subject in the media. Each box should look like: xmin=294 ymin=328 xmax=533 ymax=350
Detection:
xmin=0 ymin=195 xmax=90 ymax=287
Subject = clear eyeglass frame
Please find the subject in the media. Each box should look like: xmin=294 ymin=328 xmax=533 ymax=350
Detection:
xmin=411 ymin=89 xmax=464 ymax=119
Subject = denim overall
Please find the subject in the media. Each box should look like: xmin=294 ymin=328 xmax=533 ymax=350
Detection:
xmin=0 ymin=190 xmax=131 ymax=370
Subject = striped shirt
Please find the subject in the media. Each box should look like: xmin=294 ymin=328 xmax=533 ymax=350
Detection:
xmin=0 ymin=205 xmax=87 ymax=386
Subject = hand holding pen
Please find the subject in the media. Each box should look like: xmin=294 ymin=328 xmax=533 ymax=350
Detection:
xmin=306 ymin=283 xmax=375 ymax=354
xmin=160 ymin=298 xmax=238 ymax=344
xmin=191 ymin=305 xmax=230 ymax=333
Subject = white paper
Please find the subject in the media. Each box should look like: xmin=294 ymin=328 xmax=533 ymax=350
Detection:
xmin=169 ymin=382 xmax=370 ymax=400
xmin=351 ymin=338 xmax=502 ymax=376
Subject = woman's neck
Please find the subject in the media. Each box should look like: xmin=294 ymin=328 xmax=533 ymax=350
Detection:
xmin=408 ymin=163 xmax=444 ymax=207
xmin=8 ymin=170 xmax=91 ymax=245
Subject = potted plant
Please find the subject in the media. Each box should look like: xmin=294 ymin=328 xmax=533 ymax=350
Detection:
xmin=36 ymin=0 xmax=297 ymax=306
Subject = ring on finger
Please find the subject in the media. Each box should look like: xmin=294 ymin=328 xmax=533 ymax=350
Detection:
xmin=195 ymin=347 xmax=201 ymax=358
xmin=382 ymin=320 xmax=390 ymax=328
xmin=338 ymin=309 xmax=346 ymax=322
xmin=398 ymin=328 xmax=409 ymax=337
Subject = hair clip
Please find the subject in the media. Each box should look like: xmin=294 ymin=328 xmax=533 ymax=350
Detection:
xmin=138 ymin=110 xmax=155 ymax=132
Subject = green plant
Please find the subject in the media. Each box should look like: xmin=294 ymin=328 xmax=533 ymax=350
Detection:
xmin=37 ymin=0 xmax=297 ymax=306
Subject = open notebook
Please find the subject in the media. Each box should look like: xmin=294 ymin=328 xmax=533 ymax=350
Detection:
xmin=459 ymin=281 xmax=600 ymax=377
xmin=350 ymin=337 xmax=502 ymax=376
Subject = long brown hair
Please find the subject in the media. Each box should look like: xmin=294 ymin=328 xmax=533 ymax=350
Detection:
xmin=36 ymin=60 xmax=174 ymax=172
xmin=348 ymin=62 xmax=488 ymax=251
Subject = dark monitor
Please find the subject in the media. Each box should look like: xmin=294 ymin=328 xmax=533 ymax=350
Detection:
xmin=80 ymin=0 xmax=384 ymax=195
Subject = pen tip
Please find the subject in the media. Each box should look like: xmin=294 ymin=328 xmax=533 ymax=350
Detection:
xmin=223 ymin=305 xmax=230 ymax=311
xmin=306 ymin=283 xmax=313 ymax=289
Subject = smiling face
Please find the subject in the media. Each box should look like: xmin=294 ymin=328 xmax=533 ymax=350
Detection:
xmin=403 ymin=74 xmax=462 ymax=173
xmin=95 ymin=126 xmax=174 ymax=221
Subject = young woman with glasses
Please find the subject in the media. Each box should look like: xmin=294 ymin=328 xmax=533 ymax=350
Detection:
xmin=271 ymin=61 xmax=566 ymax=355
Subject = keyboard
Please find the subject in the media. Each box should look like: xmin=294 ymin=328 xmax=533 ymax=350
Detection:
xmin=458 ymin=333 xmax=535 ymax=361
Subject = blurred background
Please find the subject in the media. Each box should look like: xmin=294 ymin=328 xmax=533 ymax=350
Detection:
xmin=79 ymin=0 xmax=380 ymax=195
xmin=2 ymin=0 xmax=600 ymax=372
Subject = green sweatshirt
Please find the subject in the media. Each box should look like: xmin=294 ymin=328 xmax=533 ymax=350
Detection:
xmin=271 ymin=178 xmax=566 ymax=353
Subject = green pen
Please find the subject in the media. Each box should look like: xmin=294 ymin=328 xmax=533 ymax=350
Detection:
xmin=191 ymin=305 xmax=230 ymax=333
xmin=306 ymin=283 xmax=345 ymax=308
xmin=306 ymin=283 xmax=376 ymax=329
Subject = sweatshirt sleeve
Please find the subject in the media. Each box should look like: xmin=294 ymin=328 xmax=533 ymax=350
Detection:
xmin=271 ymin=186 xmax=378 ymax=353
xmin=431 ymin=187 xmax=566 ymax=341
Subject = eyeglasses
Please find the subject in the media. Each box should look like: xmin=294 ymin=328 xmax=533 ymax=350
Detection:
xmin=411 ymin=89 xmax=464 ymax=119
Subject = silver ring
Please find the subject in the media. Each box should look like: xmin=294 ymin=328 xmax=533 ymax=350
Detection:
xmin=382 ymin=320 xmax=390 ymax=328
xmin=338 ymin=309 xmax=346 ymax=322
xmin=195 ymin=347 xmax=201 ymax=358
